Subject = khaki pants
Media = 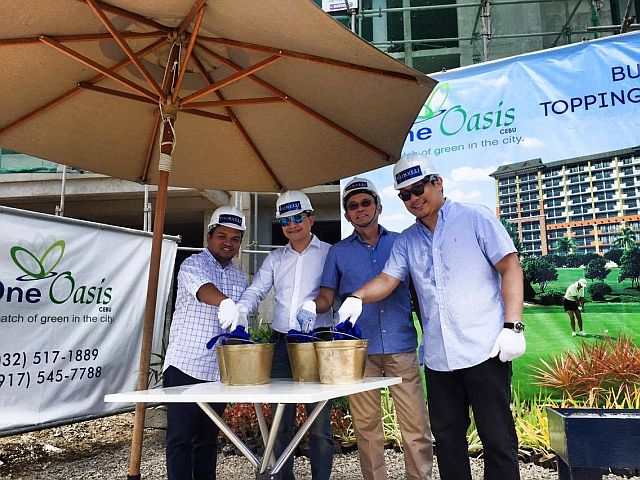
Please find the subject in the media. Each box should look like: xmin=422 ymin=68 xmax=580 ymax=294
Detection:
xmin=349 ymin=352 xmax=433 ymax=480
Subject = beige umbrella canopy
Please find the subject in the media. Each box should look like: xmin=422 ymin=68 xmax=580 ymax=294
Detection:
xmin=0 ymin=1 xmax=435 ymax=476
xmin=0 ymin=0 xmax=435 ymax=191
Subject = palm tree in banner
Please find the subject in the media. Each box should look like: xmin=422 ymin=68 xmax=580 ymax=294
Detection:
xmin=554 ymin=235 xmax=578 ymax=256
xmin=614 ymin=226 xmax=638 ymax=251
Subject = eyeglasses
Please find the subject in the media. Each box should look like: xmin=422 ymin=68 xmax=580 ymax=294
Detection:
xmin=346 ymin=199 xmax=374 ymax=211
xmin=279 ymin=214 xmax=306 ymax=227
xmin=397 ymin=175 xmax=437 ymax=201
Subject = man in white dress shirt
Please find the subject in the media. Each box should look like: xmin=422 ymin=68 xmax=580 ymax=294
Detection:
xmin=237 ymin=190 xmax=334 ymax=480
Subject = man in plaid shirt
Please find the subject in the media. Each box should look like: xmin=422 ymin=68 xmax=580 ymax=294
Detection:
xmin=162 ymin=206 xmax=248 ymax=480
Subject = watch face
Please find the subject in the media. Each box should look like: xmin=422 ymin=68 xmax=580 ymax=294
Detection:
xmin=514 ymin=322 xmax=525 ymax=333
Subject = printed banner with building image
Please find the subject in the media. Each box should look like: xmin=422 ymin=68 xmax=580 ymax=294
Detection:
xmin=341 ymin=32 xmax=640 ymax=238
xmin=0 ymin=207 xmax=177 ymax=434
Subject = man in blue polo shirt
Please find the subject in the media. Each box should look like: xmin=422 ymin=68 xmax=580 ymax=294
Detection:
xmin=337 ymin=154 xmax=526 ymax=480
xmin=306 ymin=177 xmax=433 ymax=480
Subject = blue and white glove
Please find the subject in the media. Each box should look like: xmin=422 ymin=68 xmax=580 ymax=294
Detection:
xmin=338 ymin=296 xmax=363 ymax=326
xmin=296 ymin=300 xmax=316 ymax=333
xmin=237 ymin=304 xmax=249 ymax=330
xmin=218 ymin=298 xmax=239 ymax=330
xmin=490 ymin=328 xmax=526 ymax=362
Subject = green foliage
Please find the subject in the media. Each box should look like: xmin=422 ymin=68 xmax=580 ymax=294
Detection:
xmin=249 ymin=324 xmax=273 ymax=343
xmin=588 ymin=281 xmax=612 ymax=301
xmin=584 ymin=257 xmax=610 ymax=281
xmin=565 ymin=252 xmax=600 ymax=268
xmin=537 ymin=290 xmax=564 ymax=306
xmin=501 ymin=219 xmax=523 ymax=256
xmin=618 ymin=247 xmax=640 ymax=289
xmin=522 ymin=256 xmax=558 ymax=293
xmin=554 ymin=236 xmax=577 ymax=255
xmin=613 ymin=226 xmax=638 ymax=251
xmin=604 ymin=248 xmax=624 ymax=264
xmin=545 ymin=254 xmax=566 ymax=267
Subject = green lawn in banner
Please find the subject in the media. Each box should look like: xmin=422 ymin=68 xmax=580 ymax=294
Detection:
xmin=513 ymin=302 xmax=640 ymax=399
xmin=537 ymin=267 xmax=640 ymax=301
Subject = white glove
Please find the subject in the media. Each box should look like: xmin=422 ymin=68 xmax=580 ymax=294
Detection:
xmin=236 ymin=304 xmax=249 ymax=330
xmin=218 ymin=298 xmax=239 ymax=330
xmin=490 ymin=328 xmax=526 ymax=362
xmin=296 ymin=300 xmax=317 ymax=333
xmin=578 ymin=306 xmax=583 ymax=312
xmin=338 ymin=296 xmax=363 ymax=325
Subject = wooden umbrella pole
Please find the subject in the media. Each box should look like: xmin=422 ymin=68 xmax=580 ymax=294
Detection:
xmin=127 ymin=114 xmax=175 ymax=479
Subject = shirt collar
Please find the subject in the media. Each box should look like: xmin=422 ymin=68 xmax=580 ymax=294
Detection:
xmin=284 ymin=234 xmax=320 ymax=254
xmin=205 ymin=248 xmax=232 ymax=270
xmin=348 ymin=225 xmax=389 ymax=243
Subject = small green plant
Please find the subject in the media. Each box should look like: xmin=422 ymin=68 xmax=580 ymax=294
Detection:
xmin=249 ymin=324 xmax=273 ymax=343
xmin=380 ymin=388 xmax=402 ymax=447
xmin=537 ymin=290 xmax=564 ymax=306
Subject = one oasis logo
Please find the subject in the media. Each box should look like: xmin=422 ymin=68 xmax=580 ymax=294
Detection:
xmin=0 ymin=240 xmax=113 ymax=305
xmin=409 ymin=82 xmax=517 ymax=142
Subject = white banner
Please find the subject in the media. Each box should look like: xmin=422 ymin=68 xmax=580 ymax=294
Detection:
xmin=322 ymin=0 xmax=358 ymax=12
xmin=0 ymin=207 xmax=177 ymax=433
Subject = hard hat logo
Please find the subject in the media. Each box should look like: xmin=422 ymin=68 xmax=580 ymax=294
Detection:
xmin=395 ymin=166 xmax=423 ymax=186
xmin=345 ymin=181 xmax=369 ymax=193
xmin=218 ymin=214 xmax=243 ymax=228
xmin=278 ymin=201 xmax=302 ymax=216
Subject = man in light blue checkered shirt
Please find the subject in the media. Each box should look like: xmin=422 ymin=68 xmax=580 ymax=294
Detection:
xmin=162 ymin=206 xmax=248 ymax=480
xmin=338 ymin=154 xmax=526 ymax=480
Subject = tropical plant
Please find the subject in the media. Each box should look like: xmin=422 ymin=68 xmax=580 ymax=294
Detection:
xmin=613 ymin=226 xmax=638 ymax=251
xmin=249 ymin=324 xmax=273 ymax=343
xmin=618 ymin=246 xmax=640 ymax=289
xmin=501 ymin=219 xmax=524 ymax=256
xmin=521 ymin=256 xmax=558 ymax=293
xmin=584 ymin=257 xmax=610 ymax=281
xmin=554 ymin=236 xmax=577 ymax=256
xmin=565 ymin=252 xmax=600 ymax=268
xmin=380 ymin=388 xmax=403 ymax=447
xmin=531 ymin=335 xmax=640 ymax=404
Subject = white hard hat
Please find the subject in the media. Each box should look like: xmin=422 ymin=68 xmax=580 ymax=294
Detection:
xmin=578 ymin=278 xmax=587 ymax=287
xmin=208 ymin=206 xmax=246 ymax=231
xmin=342 ymin=176 xmax=380 ymax=208
xmin=275 ymin=190 xmax=313 ymax=218
xmin=393 ymin=152 xmax=438 ymax=190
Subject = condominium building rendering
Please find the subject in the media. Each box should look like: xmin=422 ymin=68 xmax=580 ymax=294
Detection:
xmin=490 ymin=147 xmax=640 ymax=256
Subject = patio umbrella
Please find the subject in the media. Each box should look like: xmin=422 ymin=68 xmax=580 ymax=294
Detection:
xmin=0 ymin=1 xmax=435 ymax=476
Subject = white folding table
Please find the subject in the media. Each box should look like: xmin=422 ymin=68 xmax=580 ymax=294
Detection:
xmin=105 ymin=377 xmax=401 ymax=479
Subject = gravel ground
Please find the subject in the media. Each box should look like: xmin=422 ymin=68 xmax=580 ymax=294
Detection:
xmin=1 ymin=413 xmax=638 ymax=480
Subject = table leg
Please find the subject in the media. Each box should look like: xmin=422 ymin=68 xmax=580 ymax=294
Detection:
xmin=258 ymin=403 xmax=284 ymax=474
xmin=197 ymin=402 xmax=260 ymax=469
xmin=270 ymin=400 xmax=329 ymax=475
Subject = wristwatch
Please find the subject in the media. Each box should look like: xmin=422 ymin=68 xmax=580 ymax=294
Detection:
xmin=503 ymin=321 xmax=525 ymax=333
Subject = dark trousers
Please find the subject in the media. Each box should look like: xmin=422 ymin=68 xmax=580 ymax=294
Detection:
xmin=425 ymin=356 xmax=520 ymax=480
xmin=164 ymin=365 xmax=227 ymax=480
xmin=270 ymin=335 xmax=334 ymax=480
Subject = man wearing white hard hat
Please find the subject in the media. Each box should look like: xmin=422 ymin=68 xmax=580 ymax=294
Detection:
xmin=162 ymin=205 xmax=248 ymax=480
xmin=337 ymin=153 xmax=525 ymax=480
xmin=564 ymin=278 xmax=587 ymax=336
xmin=236 ymin=190 xmax=334 ymax=480
xmin=302 ymin=176 xmax=433 ymax=480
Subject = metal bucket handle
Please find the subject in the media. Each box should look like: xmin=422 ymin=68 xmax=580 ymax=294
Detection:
xmin=285 ymin=333 xmax=321 ymax=343
xmin=329 ymin=330 xmax=363 ymax=341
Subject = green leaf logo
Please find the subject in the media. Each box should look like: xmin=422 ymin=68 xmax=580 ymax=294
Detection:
xmin=10 ymin=240 xmax=65 ymax=279
xmin=417 ymin=82 xmax=450 ymax=120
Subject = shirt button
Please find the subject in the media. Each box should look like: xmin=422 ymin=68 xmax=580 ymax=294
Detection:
xmin=380 ymin=309 xmax=384 ymax=313
xmin=439 ymin=305 xmax=444 ymax=309
xmin=382 ymin=329 xmax=386 ymax=333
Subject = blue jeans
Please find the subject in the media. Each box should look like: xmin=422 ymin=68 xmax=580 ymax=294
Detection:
xmin=271 ymin=338 xmax=334 ymax=480
xmin=164 ymin=366 xmax=227 ymax=480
